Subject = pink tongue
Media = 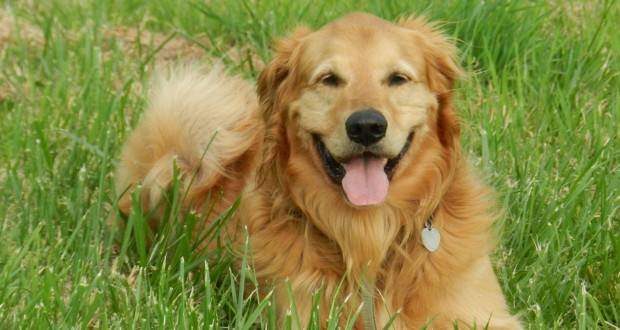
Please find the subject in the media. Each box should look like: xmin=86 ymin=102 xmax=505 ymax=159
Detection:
xmin=341 ymin=157 xmax=389 ymax=206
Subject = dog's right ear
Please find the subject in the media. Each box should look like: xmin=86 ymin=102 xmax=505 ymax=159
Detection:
xmin=256 ymin=27 xmax=311 ymax=186
xmin=257 ymin=27 xmax=311 ymax=116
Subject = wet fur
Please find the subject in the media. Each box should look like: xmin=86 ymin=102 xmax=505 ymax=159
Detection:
xmin=116 ymin=13 xmax=521 ymax=329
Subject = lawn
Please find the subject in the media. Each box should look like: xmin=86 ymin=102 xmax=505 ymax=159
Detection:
xmin=0 ymin=0 xmax=618 ymax=328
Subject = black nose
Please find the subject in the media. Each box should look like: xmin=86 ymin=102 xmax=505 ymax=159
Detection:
xmin=345 ymin=109 xmax=387 ymax=146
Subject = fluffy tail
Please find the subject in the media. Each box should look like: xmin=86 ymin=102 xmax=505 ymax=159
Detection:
xmin=115 ymin=65 xmax=262 ymax=221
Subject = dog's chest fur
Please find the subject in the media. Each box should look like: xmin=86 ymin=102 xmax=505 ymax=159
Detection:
xmin=241 ymin=184 xmax=483 ymax=327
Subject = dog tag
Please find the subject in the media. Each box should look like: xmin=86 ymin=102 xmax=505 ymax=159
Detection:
xmin=421 ymin=226 xmax=440 ymax=252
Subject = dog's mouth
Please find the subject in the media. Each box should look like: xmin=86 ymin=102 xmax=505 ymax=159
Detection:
xmin=313 ymin=134 xmax=412 ymax=206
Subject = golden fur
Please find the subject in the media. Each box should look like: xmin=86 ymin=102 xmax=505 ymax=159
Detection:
xmin=116 ymin=13 xmax=522 ymax=329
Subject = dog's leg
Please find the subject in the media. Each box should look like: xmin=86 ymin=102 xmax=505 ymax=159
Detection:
xmin=421 ymin=257 xmax=524 ymax=329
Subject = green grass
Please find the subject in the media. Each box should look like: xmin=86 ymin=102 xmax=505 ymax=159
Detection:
xmin=0 ymin=0 xmax=618 ymax=328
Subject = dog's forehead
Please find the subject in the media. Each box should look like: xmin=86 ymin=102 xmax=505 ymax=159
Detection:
xmin=322 ymin=12 xmax=394 ymax=31
xmin=312 ymin=14 xmax=404 ymax=48
xmin=299 ymin=15 xmax=424 ymax=75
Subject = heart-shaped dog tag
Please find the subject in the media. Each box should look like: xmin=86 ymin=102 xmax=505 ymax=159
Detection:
xmin=421 ymin=227 xmax=440 ymax=252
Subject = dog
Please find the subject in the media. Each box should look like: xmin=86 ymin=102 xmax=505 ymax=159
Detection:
xmin=115 ymin=13 xmax=522 ymax=329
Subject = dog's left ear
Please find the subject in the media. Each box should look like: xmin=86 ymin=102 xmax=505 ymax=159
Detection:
xmin=399 ymin=16 xmax=463 ymax=148
xmin=398 ymin=16 xmax=462 ymax=95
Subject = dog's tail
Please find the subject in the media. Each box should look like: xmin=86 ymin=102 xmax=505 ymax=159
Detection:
xmin=115 ymin=65 xmax=262 ymax=222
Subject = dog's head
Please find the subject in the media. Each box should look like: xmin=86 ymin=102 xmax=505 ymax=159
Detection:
xmin=258 ymin=13 xmax=462 ymax=208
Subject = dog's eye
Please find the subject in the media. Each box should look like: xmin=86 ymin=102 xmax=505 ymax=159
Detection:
xmin=387 ymin=73 xmax=409 ymax=86
xmin=320 ymin=73 xmax=342 ymax=87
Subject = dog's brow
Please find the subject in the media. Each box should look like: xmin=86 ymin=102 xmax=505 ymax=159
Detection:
xmin=310 ymin=63 xmax=334 ymax=82
xmin=395 ymin=61 xmax=420 ymax=81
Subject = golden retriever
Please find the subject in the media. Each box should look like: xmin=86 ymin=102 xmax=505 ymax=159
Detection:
xmin=115 ymin=13 xmax=522 ymax=329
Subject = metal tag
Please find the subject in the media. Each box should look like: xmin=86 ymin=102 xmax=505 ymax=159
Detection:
xmin=421 ymin=226 xmax=440 ymax=252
